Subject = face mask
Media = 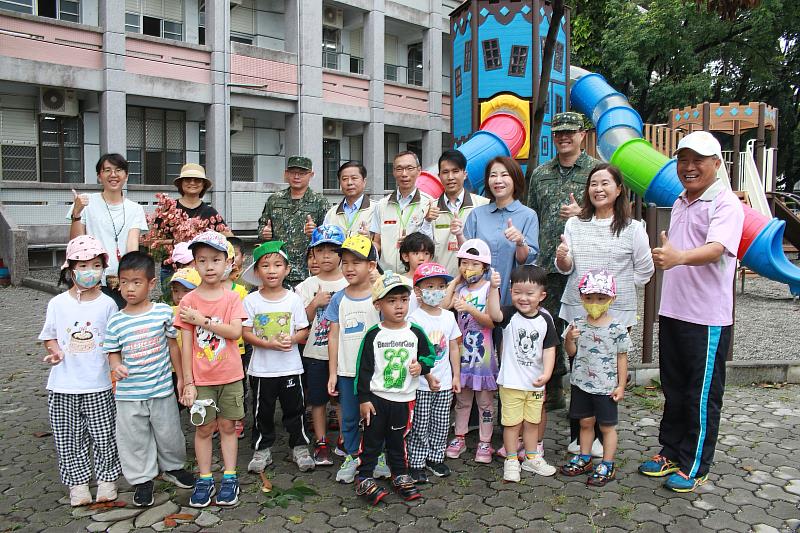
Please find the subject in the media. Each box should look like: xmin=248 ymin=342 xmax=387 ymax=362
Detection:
xmin=583 ymin=300 xmax=612 ymax=319
xmin=421 ymin=288 xmax=446 ymax=307
xmin=222 ymin=264 xmax=233 ymax=280
xmin=73 ymin=269 xmax=102 ymax=289
xmin=464 ymin=268 xmax=484 ymax=284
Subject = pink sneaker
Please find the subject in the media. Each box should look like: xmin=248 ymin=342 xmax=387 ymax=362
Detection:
xmin=446 ymin=437 xmax=467 ymax=459
xmin=496 ymin=439 xmax=525 ymax=460
xmin=474 ymin=441 xmax=494 ymax=463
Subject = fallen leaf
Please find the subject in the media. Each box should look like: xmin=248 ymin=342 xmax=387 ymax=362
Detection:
xmin=289 ymin=515 xmax=303 ymax=524
xmin=165 ymin=513 xmax=194 ymax=521
xmin=163 ymin=517 xmax=177 ymax=528
xmin=33 ymin=431 xmax=52 ymax=438
xmin=259 ymin=471 xmax=272 ymax=493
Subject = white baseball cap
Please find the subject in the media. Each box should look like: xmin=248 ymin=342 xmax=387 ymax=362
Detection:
xmin=673 ymin=131 xmax=723 ymax=160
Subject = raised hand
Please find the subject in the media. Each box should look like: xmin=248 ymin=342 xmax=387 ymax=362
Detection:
xmin=449 ymin=215 xmax=463 ymax=236
xmin=489 ymin=268 xmax=501 ymax=289
xmin=556 ymin=234 xmax=570 ymax=262
xmin=261 ymin=219 xmax=273 ymax=240
xmin=303 ymin=215 xmax=316 ymax=237
xmin=503 ymin=218 xmax=524 ymax=246
xmin=358 ymin=221 xmax=370 ymax=236
xmin=425 ymin=203 xmax=441 ymax=222
xmin=652 ymin=231 xmax=682 ymax=270
xmin=559 ymin=192 xmax=581 ymax=219
xmin=566 ymin=322 xmax=580 ymax=342
xmin=71 ymin=189 xmax=90 ymax=218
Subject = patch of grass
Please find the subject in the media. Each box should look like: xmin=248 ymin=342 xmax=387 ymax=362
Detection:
xmin=242 ymin=515 xmax=266 ymax=526
xmin=443 ymin=507 xmax=465 ymax=522
xmin=615 ymin=504 xmax=633 ymax=520
xmin=548 ymin=493 xmax=567 ymax=506
xmin=619 ymin=484 xmax=633 ymax=496
xmin=629 ymin=385 xmax=664 ymax=411
xmin=456 ymin=472 xmax=472 ymax=488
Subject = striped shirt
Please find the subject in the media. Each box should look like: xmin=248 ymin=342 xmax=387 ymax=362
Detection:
xmin=104 ymin=302 xmax=177 ymax=400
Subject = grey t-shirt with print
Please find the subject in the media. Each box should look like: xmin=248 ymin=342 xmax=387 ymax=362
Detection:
xmin=567 ymin=318 xmax=631 ymax=395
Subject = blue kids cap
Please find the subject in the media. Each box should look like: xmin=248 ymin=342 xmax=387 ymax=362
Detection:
xmin=309 ymin=224 xmax=346 ymax=248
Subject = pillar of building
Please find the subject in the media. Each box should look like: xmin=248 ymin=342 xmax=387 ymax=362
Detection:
xmin=98 ymin=0 xmax=126 ymax=158
xmin=206 ymin=0 xmax=232 ymax=218
xmin=363 ymin=3 xmax=386 ymax=194
xmin=421 ymin=0 xmax=443 ymax=168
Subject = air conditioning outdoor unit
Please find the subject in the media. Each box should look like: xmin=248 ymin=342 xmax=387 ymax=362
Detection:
xmin=323 ymin=6 xmax=343 ymax=29
xmin=323 ymin=119 xmax=342 ymax=140
xmin=230 ymin=108 xmax=244 ymax=132
xmin=39 ymin=88 xmax=79 ymax=117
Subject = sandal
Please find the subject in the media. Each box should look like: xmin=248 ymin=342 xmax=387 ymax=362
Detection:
xmin=560 ymin=455 xmax=593 ymax=477
xmin=587 ymin=462 xmax=616 ymax=487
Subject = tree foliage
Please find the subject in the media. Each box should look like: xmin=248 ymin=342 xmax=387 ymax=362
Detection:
xmin=570 ymin=0 xmax=800 ymax=191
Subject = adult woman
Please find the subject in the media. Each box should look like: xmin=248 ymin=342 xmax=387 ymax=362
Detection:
xmin=463 ymin=156 xmax=540 ymax=305
xmin=555 ymin=163 xmax=654 ymax=453
xmin=69 ymin=153 xmax=148 ymax=308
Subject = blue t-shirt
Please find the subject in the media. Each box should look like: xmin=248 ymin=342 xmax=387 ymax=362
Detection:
xmin=104 ymin=302 xmax=177 ymax=400
xmin=323 ymin=288 xmax=380 ymax=377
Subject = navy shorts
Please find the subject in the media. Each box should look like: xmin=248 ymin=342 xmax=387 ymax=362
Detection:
xmin=568 ymin=385 xmax=618 ymax=426
xmin=302 ymin=357 xmax=331 ymax=407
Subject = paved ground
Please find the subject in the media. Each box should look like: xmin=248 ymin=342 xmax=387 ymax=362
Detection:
xmin=1 ymin=285 xmax=799 ymax=532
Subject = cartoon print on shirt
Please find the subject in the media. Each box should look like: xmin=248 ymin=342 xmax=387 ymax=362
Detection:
xmin=253 ymin=312 xmax=291 ymax=341
xmin=66 ymin=321 xmax=99 ymax=353
xmin=514 ymin=327 xmax=540 ymax=367
xmin=383 ymin=348 xmax=410 ymax=389
xmin=343 ymin=311 xmax=366 ymax=335
xmin=196 ymin=317 xmax=227 ymax=361
xmin=426 ymin=330 xmax=446 ymax=362
xmin=312 ymin=312 xmax=332 ymax=348
xmin=462 ymin=330 xmax=486 ymax=365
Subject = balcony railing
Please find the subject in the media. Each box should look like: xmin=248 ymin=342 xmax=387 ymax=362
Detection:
xmin=384 ymin=63 xmax=422 ymax=86
xmin=323 ymin=51 xmax=364 ymax=75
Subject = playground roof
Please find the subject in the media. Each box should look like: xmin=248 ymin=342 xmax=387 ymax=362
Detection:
xmin=670 ymin=102 xmax=777 ymax=134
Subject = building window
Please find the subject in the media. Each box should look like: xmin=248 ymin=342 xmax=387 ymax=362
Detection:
xmin=126 ymin=106 xmax=186 ymax=185
xmin=454 ymin=67 xmax=462 ymax=96
xmin=482 ymin=39 xmax=501 ymax=70
xmin=464 ymin=40 xmax=472 ymax=72
xmin=39 ymin=115 xmax=82 ymax=183
xmin=407 ymin=43 xmax=423 ymax=86
xmin=384 ymin=132 xmax=399 ymax=190
xmin=0 ymin=0 xmax=79 ymax=22
xmin=555 ymin=93 xmax=564 ymax=114
xmin=126 ymin=0 xmax=184 ymax=41
xmin=508 ymin=45 xmax=528 ymax=77
xmin=322 ymin=27 xmax=340 ymax=70
xmin=385 ymin=64 xmax=398 ymax=82
xmin=554 ymin=41 xmax=565 ymax=73
xmin=230 ymin=0 xmax=255 ymax=44
xmin=231 ymin=117 xmax=256 ymax=182
xmin=198 ymin=122 xmax=205 ymax=168
xmin=0 ymin=104 xmax=38 ymax=181
xmin=322 ymin=139 xmax=340 ymax=189
xmin=231 ymin=154 xmax=254 ymax=182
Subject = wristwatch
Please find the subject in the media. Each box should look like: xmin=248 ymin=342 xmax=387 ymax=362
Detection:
xmin=516 ymin=238 xmax=528 ymax=248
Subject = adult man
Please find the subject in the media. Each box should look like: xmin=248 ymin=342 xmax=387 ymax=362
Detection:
xmin=323 ymin=161 xmax=374 ymax=238
xmin=526 ymin=111 xmax=599 ymax=410
xmin=431 ymin=150 xmax=489 ymax=276
xmin=257 ymin=156 xmax=330 ymax=286
xmin=370 ymin=151 xmax=435 ymax=273
xmin=638 ymin=131 xmax=743 ymax=493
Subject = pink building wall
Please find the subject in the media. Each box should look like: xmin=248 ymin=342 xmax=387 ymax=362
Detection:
xmin=125 ymin=37 xmax=211 ymax=84
xmin=230 ymin=54 xmax=297 ymax=96
xmin=0 ymin=14 xmax=102 ymax=69
xmin=322 ymin=72 xmax=369 ymax=107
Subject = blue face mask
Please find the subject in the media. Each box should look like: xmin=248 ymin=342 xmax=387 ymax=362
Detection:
xmin=73 ymin=269 xmax=102 ymax=288
xmin=421 ymin=288 xmax=446 ymax=307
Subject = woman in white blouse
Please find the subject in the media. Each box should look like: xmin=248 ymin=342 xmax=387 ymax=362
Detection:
xmin=555 ymin=163 xmax=654 ymax=456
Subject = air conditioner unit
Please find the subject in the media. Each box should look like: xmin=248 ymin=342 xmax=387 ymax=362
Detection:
xmin=39 ymin=88 xmax=78 ymax=117
xmin=323 ymin=6 xmax=343 ymax=29
xmin=230 ymin=108 xmax=244 ymax=132
xmin=323 ymin=119 xmax=342 ymax=140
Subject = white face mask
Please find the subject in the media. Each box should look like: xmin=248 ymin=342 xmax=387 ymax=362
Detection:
xmin=73 ymin=269 xmax=102 ymax=289
xmin=421 ymin=288 xmax=446 ymax=307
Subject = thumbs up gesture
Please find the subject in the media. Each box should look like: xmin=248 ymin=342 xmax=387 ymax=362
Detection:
xmin=425 ymin=202 xmax=441 ymax=222
xmin=489 ymin=268 xmax=501 ymax=289
xmin=261 ymin=219 xmax=273 ymax=240
xmin=303 ymin=214 xmax=316 ymax=237
xmin=559 ymin=192 xmax=581 ymax=220
xmin=71 ymin=189 xmax=90 ymax=218
xmin=556 ymin=234 xmax=570 ymax=261
xmin=652 ymin=231 xmax=682 ymax=270
xmin=503 ymin=218 xmax=524 ymax=246
xmin=449 ymin=214 xmax=463 ymax=236
xmin=358 ymin=220 xmax=370 ymax=236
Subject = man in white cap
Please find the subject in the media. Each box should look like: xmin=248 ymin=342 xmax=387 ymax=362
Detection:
xmin=638 ymin=131 xmax=744 ymax=493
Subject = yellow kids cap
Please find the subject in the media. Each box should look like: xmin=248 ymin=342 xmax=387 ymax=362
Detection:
xmin=338 ymin=234 xmax=377 ymax=261
xmin=372 ymin=270 xmax=412 ymax=302
xmin=170 ymin=267 xmax=201 ymax=289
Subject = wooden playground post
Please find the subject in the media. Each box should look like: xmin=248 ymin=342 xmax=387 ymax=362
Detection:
xmin=756 ymin=102 xmax=766 ymax=180
xmin=771 ymin=108 xmax=779 ymax=192
xmin=641 ymin=203 xmax=658 ymax=364
xmin=732 ymin=120 xmax=741 ymax=190
xmin=702 ymin=102 xmax=711 ymax=131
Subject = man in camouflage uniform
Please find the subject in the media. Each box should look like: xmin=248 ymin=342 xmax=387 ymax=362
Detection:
xmin=527 ymin=112 xmax=599 ymax=410
xmin=257 ymin=156 xmax=330 ymax=287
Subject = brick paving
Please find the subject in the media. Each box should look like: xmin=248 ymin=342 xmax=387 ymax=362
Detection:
xmin=1 ymin=285 xmax=799 ymax=532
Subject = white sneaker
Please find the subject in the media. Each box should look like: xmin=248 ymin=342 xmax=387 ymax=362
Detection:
xmin=567 ymin=439 xmax=580 ymax=455
xmin=293 ymin=445 xmax=316 ymax=472
xmin=248 ymin=448 xmax=273 ymax=473
xmin=591 ymin=438 xmax=604 ymax=458
xmin=521 ymin=455 xmax=557 ymax=477
xmin=503 ymin=459 xmax=521 ymax=483
xmin=95 ymin=481 xmax=117 ymax=502
xmin=374 ymin=453 xmax=391 ymax=479
xmin=336 ymin=455 xmax=359 ymax=484
xmin=69 ymin=484 xmax=92 ymax=507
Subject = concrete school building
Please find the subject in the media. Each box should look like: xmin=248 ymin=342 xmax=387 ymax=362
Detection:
xmin=0 ymin=0 xmax=459 ymax=273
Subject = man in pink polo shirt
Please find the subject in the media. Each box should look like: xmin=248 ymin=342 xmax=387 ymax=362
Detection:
xmin=637 ymin=131 xmax=744 ymax=493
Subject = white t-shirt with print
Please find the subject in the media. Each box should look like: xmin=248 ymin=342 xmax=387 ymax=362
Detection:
xmin=323 ymin=289 xmax=381 ymax=377
xmin=409 ymin=308 xmax=461 ymax=391
xmin=496 ymin=306 xmax=559 ymax=392
xmin=294 ymin=275 xmax=348 ymax=360
xmin=38 ymin=291 xmax=118 ymax=393
xmin=243 ymin=290 xmax=309 ymax=377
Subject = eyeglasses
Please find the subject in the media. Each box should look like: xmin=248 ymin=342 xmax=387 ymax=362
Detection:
xmin=394 ymin=165 xmax=420 ymax=173
xmin=286 ymin=169 xmax=311 ymax=177
xmin=100 ymin=167 xmax=125 ymax=176
xmin=553 ymin=130 xmax=580 ymax=138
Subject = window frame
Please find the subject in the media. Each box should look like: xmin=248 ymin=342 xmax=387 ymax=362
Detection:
xmin=464 ymin=40 xmax=472 ymax=72
xmin=508 ymin=44 xmax=528 ymax=77
xmin=454 ymin=66 xmax=462 ymax=96
xmin=126 ymin=106 xmax=186 ymax=185
xmin=38 ymin=114 xmax=83 ymax=184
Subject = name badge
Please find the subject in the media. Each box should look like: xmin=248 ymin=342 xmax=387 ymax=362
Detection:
xmin=448 ymin=241 xmax=459 ymax=251
xmin=384 ymin=220 xmax=397 ymax=225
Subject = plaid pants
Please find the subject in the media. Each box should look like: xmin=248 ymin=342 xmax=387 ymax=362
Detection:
xmin=48 ymin=390 xmax=121 ymax=486
xmin=407 ymin=389 xmax=453 ymax=469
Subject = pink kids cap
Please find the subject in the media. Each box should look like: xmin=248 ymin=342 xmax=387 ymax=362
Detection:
xmin=578 ymin=268 xmax=617 ymax=297
xmin=457 ymin=238 xmax=491 ymax=265
xmin=61 ymin=235 xmax=109 ymax=270
xmin=413 ymin=261 xmax=453 ymax=286
xmin=171 ymin=242 xmax=194 ymax=265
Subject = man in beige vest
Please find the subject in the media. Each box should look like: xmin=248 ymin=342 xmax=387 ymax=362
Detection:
xmin=323 ymin=161 xmax=375 ymax=238
xmin=431 ymin=150 xmax=489 ymax=276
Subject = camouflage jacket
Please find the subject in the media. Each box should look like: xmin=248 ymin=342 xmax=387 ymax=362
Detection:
xmin=257 ymin=187 xmax=330 ymax=284
xmin=526 ymin=151 xmax=599 ymax=274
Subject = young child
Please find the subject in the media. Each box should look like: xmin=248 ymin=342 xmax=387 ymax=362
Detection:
xmin=226 ymin=236 xmax=246 ymax=284
xmin=104 ymin=251 xmax=194 ymax=507
xmin=174 ymin=231 xmax=248 ymax=508
xmin=169 ymin=267 xmax=200 ymax=406
xmin=323 ymin=234 xmax=382 ymax=484
xmin=294 ymin=225 xmax=348 ymax=466
xmin=354 ymin=271 xmax=436 ymax=505
xmin=39 ymin=236 xmax=121 ymax=506
xmin=407 ymin=262 xmax=462 ymax=483
xmin=172 ymin=242 xmax=195 ymax=269
xmin=495 ymin=265 xmax=559 ymax=483
xmin=399 ymin=232 xmax=434 ymax=314
xmin=307 ymin=247 xmax=321 ymax=277
xmin=240 ymin=241 xmax=314 ymax=473
xmin=560 ymin=269 xmax=630 ymax=486
xmin=444 ymin=239 xmax=502 ymax=463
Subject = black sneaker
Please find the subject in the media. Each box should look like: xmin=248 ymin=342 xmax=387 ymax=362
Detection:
xmin=133 ymin=480 xmax=154 ymax=507
xmin=392 ymin=474 xmax=421 ymax=501
xmin=426 ymin=460 xmax=451 ymax=477
xmin=355 ymin=477 xmax=388 ymax=506
xmin=409 ymin=467 xmax=429 ymax=484
xmin=162 ymin=469 xmax=195 ymax=489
